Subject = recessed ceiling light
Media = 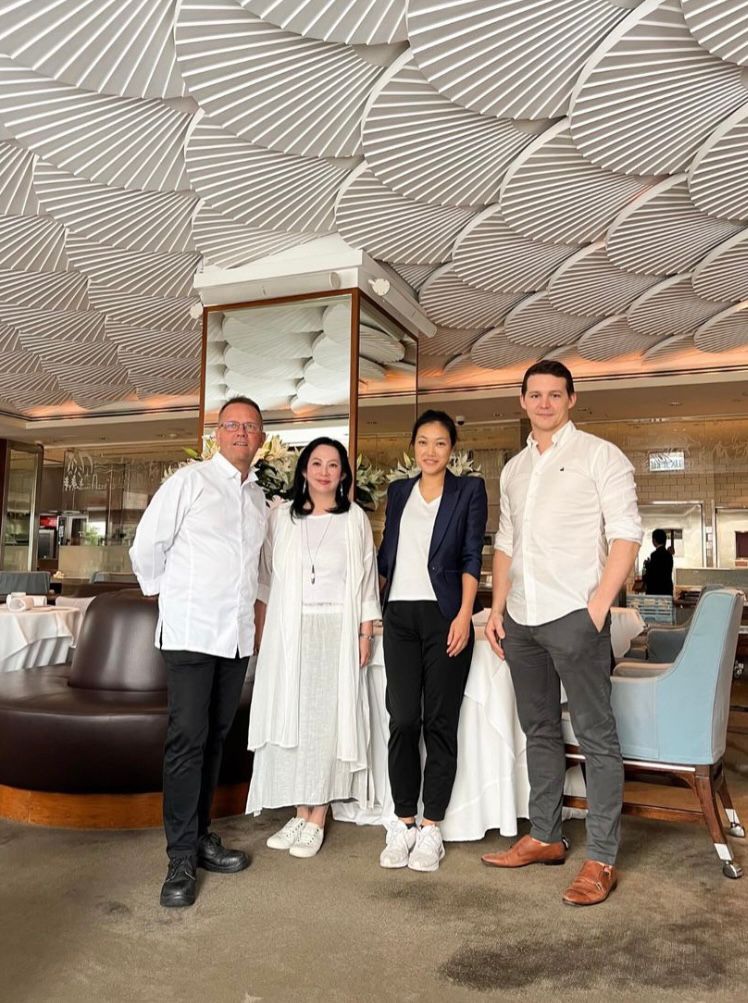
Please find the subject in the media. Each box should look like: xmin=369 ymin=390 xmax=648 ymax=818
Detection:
xmin=668 ymin=401 xmax=682 ymax=406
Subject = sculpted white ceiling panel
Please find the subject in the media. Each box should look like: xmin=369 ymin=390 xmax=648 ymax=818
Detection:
xmin=175 ymin=0 xmax=382 ymax=158
xmin=30 ymin=340 xmax=120 ymax=370
xmin=362 ymin=50 xmax=539 ymax=208
xmin=0 ymin=56 xmax=190 ymax=192
xmin=132 ymin=373 xmax=199 ymax=397
xmin=688 ymin=102 xmax=748 ymax=222
xmin=504 ymin=292 xmax=592 ymax=348
xmin=5 ymin=308 xmax=106 ymax=344
xmin=33 ymin=161 xmax=198 ymax=254
xmin=223 ymin=323 xmax=316 ymax=358
xmin=626 ymin=274 xmax=730 ymax=337
xmin=577 ymin=317 xmax=662 ymax=361
xmin=0 ymin=0 xmax=186 ymax=99
xmin=87 ymin=285 xmax=201 ymax=335
xmin=106 ymin=321 xmax=202 ymax=359
xmin=470 ymin=329 xmax=539 ymax=370
xmin=407 ymin=0 xmax=629 ymax=120
xmin=0 ymin=269 xmax=89 ymax=311
xmin=692 ymin=229 xmax=748 ymax=303
xmin=452 ymin=205 xmax=573 ymax=294
xmin=225 ymin=345 xmax=305 ymax=380
xmin=65 ymin=237 xmax=200 ymax=299
xmin=335 ymin=164 xmax=474 ymax=264
xmin=241 ymin=0 xmax=407 ymax=44
xmin=420 ymin=265 xmax=520 ymax=329
xmin=388 ymin=263 xmax=435 ymax=293
xmin=606 ymin=175 xmax=742 ymax=275
xmin=0 ymin=142 xmax=38 ymax=216
xmin=0 ymin=372 xmax=67 ymax=409
xmin=500 ymin=120 xmax=655 ymax=245
xmin=642 ymin=333 xmax=695 ymax=360
xmin=0 ymin=216 xmax=68 ymax=272
xmin=192 ymin=204 xmax=316 ymax=269
xmin=547 ymin=243 xmax=659 ymax=318
xmin=185 ymin=115 xmax=346 ymax=232
xmin=682 ymin=0 xmax=748 ymax=68
xmin=426 ymin=327 xmax=481 ymax=356
xmin=71 ymin=384 xmax=136 ymax=408
xmin=694 ymin=303 xmax=748 ymax=352
xmin=569 ymin=0 xmax=748 ymax=176
xmin=121 ymin=354 xmax=200 ymax=382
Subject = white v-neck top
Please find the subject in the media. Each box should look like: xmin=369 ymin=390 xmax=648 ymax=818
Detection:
xmin=388 ymin=484 xmax=441 ymax=602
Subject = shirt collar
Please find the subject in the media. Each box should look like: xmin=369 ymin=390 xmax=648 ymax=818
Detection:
xmin=211 ymin=451 xmax=258 ymax=483
xmin=527 ymin=420 xmax=576 ymax=451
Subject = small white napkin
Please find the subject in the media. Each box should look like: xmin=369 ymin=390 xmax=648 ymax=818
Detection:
xmin=6 ymin=592 xmax=47 ymax=611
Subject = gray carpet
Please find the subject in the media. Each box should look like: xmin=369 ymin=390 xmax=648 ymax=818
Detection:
xmin=2 ymin=773 xmax=747 ymax=1003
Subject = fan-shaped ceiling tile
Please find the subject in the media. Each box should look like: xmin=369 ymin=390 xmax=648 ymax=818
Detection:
xmin=420 ymin=265 xmax=520 ymax=329
xmin=230 ymin=303 xmax=323 ymax=334
xmin=223 ymin=323 xmax=316 ymax=358
xmin=0 ymin=215 xmax=68 ymax=272
xmin=71 ymin=384 xmax=136 ymax=408
xmin=642 ymin=333 xmax=695 ymax=360
xmin=0 ymin=351 xmax=43 ymax=376
xmin=0 ymin=269 xmax=89 ymax=311
xmin=133 ymin=373 xmax=199 ymax=397
xmin=240 ymin=0 xmax=407 ymax=44
xmin=33 ymin=161 xmax=198 ymax=254
xmin=606 ymin=175 xmax=742 ymax=276
xmin=500 ymin=120 xmax=654 ymax=245
xmin=185 ymin=115 xmax=346 ymax=233
xmin=682 ymin=0 xmax=748 ymax=68
xmin=224 ymin=345 xmax=305 ymax=380
xmin=334 ymin=164 xmax=475 ymax=264
xmin=0 ymin=0 xmax=186 ymax=99
xmin=694 ymin=303 xmax=748 ymax=352
xmin=688 ymin=101 xmax=748 ymax=222
xmin=470 ymin=329 xmax=538 ymax=370
xmin=388 ymin=263 xmax=435 ymax=293
xmin=359 ymin=329 xmax=404 ymax=364
xmin=175 ymin=0 xmax=381 ymax=158
xmin=577 ymin=317 xmax=662 ymax=361
xmin=452 ymin=205 xmax=573 ymax=294
xmin=121 ymin=354 xmax=200 ymax=382
xmin=427 ymin=327 xmax=481 ymax=356
xmin=362 ymin=50 xmax=541 ymax=208
xmin=569 ymin=0 xmax=748 ymax=176
xmin=295 ymin=379 xmax=348 ymax=406
xmin=66 ymin=237 xmax=199 ymax=299
xmin=87 ymin=285 xmax=200 ymax=335
xmin=30 ymin=339 xmax=120 ymax=370
xmin=106 ymin=321 xmax=202 ymax=359
xmin=692 ymin=228 xmax=748 ymax=303
xmin=627 ymin=274 xmax=731 ymax=337
xmin=7 ymin=309 xmax=106 ymax=345
xmin=54 ymin=366 xmax=132 ymax=391
xmin=0 ymin=55 xmax=190 ymax=192
xmin=406 ymin=0 xmax=629 ymax=120
xmin=192 ymin=204 xmax=316 ymax=269
xmin=504 ymin=293 xmax=592 ymax=349
xmin=304 ymin=360 xmax=355 ymax=388
xmin=0 ymin=372 xmax=66 ymax=408
xmin=547 ymin=243 xmax=659 ymax=318
xmin=0 ymin=141 xmax=37 ymax=215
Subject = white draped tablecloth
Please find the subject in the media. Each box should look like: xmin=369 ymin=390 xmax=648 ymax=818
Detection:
xmin=332 ymin=607 xmax=644 ymax=841
xmin=0 ymin=606 xmax=79 ymax=673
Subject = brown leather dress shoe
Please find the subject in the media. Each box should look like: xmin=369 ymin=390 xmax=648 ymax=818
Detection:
xmin=481 ymin=833 xmax=566 ymax=868
xmin=562 ymin=860 xmax=617 ymax=906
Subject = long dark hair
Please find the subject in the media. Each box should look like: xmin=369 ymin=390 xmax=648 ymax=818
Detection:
xmin=290 ymin=437 xmax=353 ymax=519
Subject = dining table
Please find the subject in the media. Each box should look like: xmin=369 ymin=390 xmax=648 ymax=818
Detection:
xmin=0 ymin=605 xmax=80 ymax=674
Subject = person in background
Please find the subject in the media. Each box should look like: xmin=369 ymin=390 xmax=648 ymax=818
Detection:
xmin=482 ymin=361 xmax=642 ymax=906
xmin=247 ymin=437 xmax=380 ymax=859
xmin=377 ymin=410 xmax=488 ymax=873
xmin=130 ymin=396 xmax=267 ymax=908
xmin=642 ymin=528 xmax=674 ymax=596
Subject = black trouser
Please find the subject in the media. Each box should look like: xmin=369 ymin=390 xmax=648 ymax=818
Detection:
xmin=161 ymin=650 xmax=248 ymax=861
xmin=383 ymin=601 xmax=473 ymax=821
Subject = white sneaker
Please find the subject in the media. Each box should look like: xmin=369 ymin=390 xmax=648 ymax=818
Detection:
xmin=408 ymin=824 xmax=445 ymax=872
xmin=289 ymin=821 xmax=324 ymax=858
xmin=266 ymin=816 xmax=306 ymax=850
xmin=379 ymin=820 xmax=417 ymax=869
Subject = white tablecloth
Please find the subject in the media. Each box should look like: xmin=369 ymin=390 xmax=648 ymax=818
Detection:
xmin=0 ymin=606 xmax=79 ymax=673
xmin=610 ymin=606 xmax=646 ymax=659
xmin=54 ymin=596 xmax=95 ymax=644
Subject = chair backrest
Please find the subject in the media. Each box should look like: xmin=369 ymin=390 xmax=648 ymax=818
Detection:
xmin=68 ymin=590 xmax=167 ymax=691
xmin=646 ymin=582 xmax=727 ymax=662
xmin=656 ymin=588 xmax=744 ymax=763
xmin=90 ymin=571 xmax=139 ymax=583
xmin=0 ymin=570 xmax=50 ymax=596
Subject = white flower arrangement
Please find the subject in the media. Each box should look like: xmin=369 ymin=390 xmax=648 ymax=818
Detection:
xmin=387 ymin=449 xmax=482 ymax=481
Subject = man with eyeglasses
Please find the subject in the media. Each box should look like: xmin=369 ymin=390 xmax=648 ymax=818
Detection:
xmin=131 ymin=396 xmax=267 ymax=907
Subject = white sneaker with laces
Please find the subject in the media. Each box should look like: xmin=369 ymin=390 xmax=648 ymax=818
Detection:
xmin=408 ymin=824 xmax=445 ymax=872
xmin=266 ymin=816 xmax=306 ymax=850
xmin=289 ymin=821 xmax=325 ymax=858
xmin=379 ymin=820 xmax=417 ymax=869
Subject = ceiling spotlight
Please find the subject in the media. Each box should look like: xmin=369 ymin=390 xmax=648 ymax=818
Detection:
xmin=368 ymin=278 xmax=390 ymax=297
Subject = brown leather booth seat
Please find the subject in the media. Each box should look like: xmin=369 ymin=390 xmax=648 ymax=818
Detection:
xmin=0 ymin=591 xmax=252 ymax=795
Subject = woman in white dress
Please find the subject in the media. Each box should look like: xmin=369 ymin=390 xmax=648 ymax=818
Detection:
xmin=247 ymin=437 xmax=380 ymax=858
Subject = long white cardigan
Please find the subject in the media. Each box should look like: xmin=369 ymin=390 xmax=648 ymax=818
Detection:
xmin=248 ymin=501 xmax=381 ymax=775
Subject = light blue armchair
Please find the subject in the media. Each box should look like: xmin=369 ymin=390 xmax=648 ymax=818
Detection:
xmin=567 ymin=588 xmax=745 ymax=878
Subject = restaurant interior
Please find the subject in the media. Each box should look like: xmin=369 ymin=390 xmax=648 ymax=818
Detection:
xmin=0 ymin=2 xmax=747 ymax=1000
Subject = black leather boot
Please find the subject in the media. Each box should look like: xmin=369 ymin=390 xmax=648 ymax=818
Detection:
xmin=197 ymin=832 xmax=249 ymax=873
xmin=160 ymin=856 xmax=197 ymax=908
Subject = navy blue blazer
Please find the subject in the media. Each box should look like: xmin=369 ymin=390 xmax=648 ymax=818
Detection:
xmin=378 ymin=470 xmax=488 ymax=621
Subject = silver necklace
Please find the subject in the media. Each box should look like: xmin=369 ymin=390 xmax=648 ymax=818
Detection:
xmin=303 ymin=514 xmax=334 ymax=585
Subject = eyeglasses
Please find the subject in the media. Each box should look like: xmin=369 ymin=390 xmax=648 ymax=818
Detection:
xmin=219 ymin=421 xmax=263 ymax=434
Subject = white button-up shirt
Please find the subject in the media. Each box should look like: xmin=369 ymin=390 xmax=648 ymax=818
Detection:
xmin=494 ymin=421 xmax=642 ymax=626
xmin=130 ymin=452 xmax=267 ymax=658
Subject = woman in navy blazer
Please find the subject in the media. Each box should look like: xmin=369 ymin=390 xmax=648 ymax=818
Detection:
xmin=377 ymin=410 xmax=487 ymax=873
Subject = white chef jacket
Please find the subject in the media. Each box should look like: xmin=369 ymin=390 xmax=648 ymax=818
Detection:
xmin=130 ymin=452 xmax=267 ymax=657
xmin=494 ymin=421 xmax=642 ymax=626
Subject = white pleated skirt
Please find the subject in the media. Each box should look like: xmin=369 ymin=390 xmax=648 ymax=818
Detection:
xmin=246 ymin=605 xmax=368 ymax=814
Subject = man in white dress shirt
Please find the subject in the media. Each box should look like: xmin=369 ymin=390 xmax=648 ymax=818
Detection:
xmin=130 ymin=396 xmax=267 ymax=908
xmin=482 ymin=361 xmax=642 ymax=906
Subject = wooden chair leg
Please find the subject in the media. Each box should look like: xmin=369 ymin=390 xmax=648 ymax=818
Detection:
xmin=717 ymin=772 xmax=746 ymax=838
xmin=694 ymin=766 xmax=743 ymax=878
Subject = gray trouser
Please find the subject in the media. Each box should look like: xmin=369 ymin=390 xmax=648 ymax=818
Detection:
xmin=503 ymin=609 xmax=623 ymax=865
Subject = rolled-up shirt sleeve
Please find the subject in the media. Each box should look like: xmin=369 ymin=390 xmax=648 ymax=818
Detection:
xmin=493 ymin=465 xmax=514 ymax=557
xmin=593 ymin=442 xmax=643 ymax=546
xmin=129 ymin=470 xmax=195 ymax=595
